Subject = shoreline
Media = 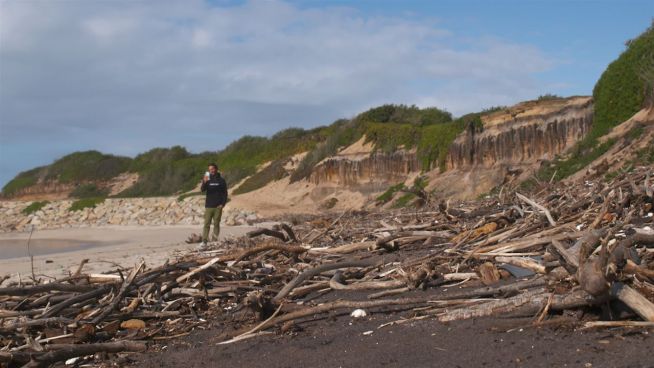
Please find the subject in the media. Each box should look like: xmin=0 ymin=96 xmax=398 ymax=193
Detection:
xmin=0 ymin=224 xmax=257 ymax=281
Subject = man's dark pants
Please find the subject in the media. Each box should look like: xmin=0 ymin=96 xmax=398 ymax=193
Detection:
xmin=203 ymin=205 xmax=223 ymax=242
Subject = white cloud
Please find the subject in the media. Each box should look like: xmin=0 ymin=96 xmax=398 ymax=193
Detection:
xmin=83 ymin=17 xmax=137 ymax=39
xmin=191 ymin=28 xmax=213 ymax=48
xmin=0 ymin=0 xmax=558 ymax=186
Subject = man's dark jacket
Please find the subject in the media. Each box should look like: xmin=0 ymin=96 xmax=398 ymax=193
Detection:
xmin=201 ymin=173 xmax=228 ymax=208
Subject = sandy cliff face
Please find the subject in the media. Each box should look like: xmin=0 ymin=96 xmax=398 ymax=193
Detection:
xmin=424 ymin=97 xmax=594 ymax=200
xmin=308 ymin=137 xmax=420 ymax=192
xmin=447 ymin=97 xmax=593 ymax=170
xmin=305 ymin=97 xmax=594 ymax=202
xmin=7 ymin=181 xmax=78 ymax=201
xmin=307 ymin=97 xmax=594 ymax=201
xmin=4 ymin=173 xmax=138 ymax=201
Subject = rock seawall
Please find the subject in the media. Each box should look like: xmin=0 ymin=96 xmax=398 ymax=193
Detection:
xmin=0 ymin=198 xmax=258 ymax=232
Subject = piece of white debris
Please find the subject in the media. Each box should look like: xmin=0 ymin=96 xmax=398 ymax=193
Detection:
xmin=65 ymin=357 xmax=79 ymax=365
xmin=362 ymin=330 xmax=374 ymax=336
xmin=608 ymin=239 xmax=617 ymax=246
xmin=350 ymin=309 xmax=368 ymax=318
xmin=576 ymin=223 xmax=586 ymax=231
xmin=647 ymin=213 xmax=653 ymax=218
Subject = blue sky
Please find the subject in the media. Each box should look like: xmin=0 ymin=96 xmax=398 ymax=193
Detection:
xmin=0 ymin=0 xmax=652 ymax=188
xmin=307 ymin=0 xmax=652 ymax=97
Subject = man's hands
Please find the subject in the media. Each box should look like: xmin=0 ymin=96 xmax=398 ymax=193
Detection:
xmin=202 ymin=175 xmax=209 ymax=183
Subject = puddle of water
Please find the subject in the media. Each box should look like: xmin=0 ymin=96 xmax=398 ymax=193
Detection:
xmin=0 ymin=239 xmax=107 ymax=260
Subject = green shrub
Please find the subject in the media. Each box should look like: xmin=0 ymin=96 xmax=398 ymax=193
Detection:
xmin=365 ymin=113 xmax=474 ymax=171
xmin=290 ymin=120 xmax=363 ymax=182
xmin=640 ymin=50 xmax=654 ymax=106
xmin=2 ymin=167 xmax=42 ymax=196
xmin=379 ymin=176 xmax=429 ymax=208
xmin=128 ymin=146 xmax=190 ymax=172
xmin=321 ymin=197 xmax=338 ymax=210
xmin=536 ymin=138 xmax=616 ymax=182
xmin=233 ymin=159 xmax=289 ymax=195
xmin=593 ymin=22 xmax=654 ymax=139
xmin=117 ymin=147 xmax=208 ymax=197
xmin=69 ymin=183 xmax=109 ymax=198
xmin=392 ymin=192 xmax=416 ymax=208
xmin=69 ymin=197 xmax=105 ymax=212
xmin=119 ymin=155 xmax=209 ymax=197
xmin=417 ymin=121 xmax=467 ymax=171
xmin=376 ymin=183 xmax=405 ymax=204
xmin=213 ymin=129 xmax=322 ymax=186
xmin=355 ymin=104 xmax=452 ymax=126
xmin=22 ymin=201 xmax=49 ymax=215
xmin=2 ymin=175 xmax=38 ymax=197
xmin=413 ymin=175 xmax=428 ymax=190
xmin=537 ymin=93 xmax=563 ymax=101
xmin=47 ymin=151 xmax=131 ymax=183
xmin=364 ymin=122 xmax=419 ymax=153
xmin=114 ymin=127 xmax=326 ymax=197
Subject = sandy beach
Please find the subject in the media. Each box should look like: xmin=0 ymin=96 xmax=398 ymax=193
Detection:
xmin=0 ymin=224 xmax=257 ymax=281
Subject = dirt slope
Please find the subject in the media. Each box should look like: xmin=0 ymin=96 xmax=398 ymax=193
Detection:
xmin=567 ymin=107 xmax=654 ymax=182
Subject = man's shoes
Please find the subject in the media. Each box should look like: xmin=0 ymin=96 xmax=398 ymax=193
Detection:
xmin=197 ymin=241 xmax=208 ymax=251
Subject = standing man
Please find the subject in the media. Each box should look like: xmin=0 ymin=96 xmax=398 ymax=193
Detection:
xmin=200 ymin=163 xmax=228 ymax=249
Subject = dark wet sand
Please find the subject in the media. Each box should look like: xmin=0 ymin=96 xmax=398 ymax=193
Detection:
xmin=0 ymin=238 xmax=107 ymax=260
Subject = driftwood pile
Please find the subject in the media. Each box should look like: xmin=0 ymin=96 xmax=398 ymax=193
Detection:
xmin=2 ymin=167 xmax=654 ymax=367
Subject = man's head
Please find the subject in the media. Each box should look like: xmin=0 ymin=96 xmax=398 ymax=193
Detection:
xmin=208 ymin=163 xmax=218 ymax=175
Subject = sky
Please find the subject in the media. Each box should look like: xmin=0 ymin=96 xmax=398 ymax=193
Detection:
xmin=0 ymin=0 xmax=652 ymax=188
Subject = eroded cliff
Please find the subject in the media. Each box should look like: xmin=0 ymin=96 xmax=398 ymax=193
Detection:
xmin=308 ymin=138 xmax=420 ymax=192
xmin=447 ymin=96 xmax=593 ymax=170
xmin=5 ymin=173 xmax=138 ymax=201
xmin=8 ymin=181 xmax=78 ymax=201
xmin=307 ymin=97 xmax=593 ymax=200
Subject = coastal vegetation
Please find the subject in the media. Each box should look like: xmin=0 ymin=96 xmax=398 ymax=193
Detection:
xmin=535 ymin=22 xmax=654 ymax=182
xmin=4 ymin=23 xmax=652 ymax=198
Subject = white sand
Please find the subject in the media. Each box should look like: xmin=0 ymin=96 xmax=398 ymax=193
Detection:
xmin=0 ymin=224 xmax=256 ymax=281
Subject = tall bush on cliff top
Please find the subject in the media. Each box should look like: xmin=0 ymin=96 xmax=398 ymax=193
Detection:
xmin=355 ymin=104 xmax=452 ymax=126
xmin=592 ymin=21 xmax=654 ymax=138
xmin=533 ymin=22 xmax=654 ymax=183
